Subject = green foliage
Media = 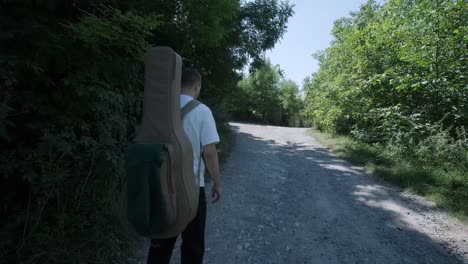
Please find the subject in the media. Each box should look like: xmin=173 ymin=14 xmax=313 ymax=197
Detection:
xmin=279 ymin=79 xmax=304 ymax=126
xmin=383 ymin=126 xmax=468 ymax=172
xmin=121 ymin=0 xmax=294 ymax=113
xmin=249 ymin=60 xmax=282 ymax=123
xmin=304 ymin=0 xmax=467 ymax=140
xmin=231 ymin=58 xmax=305 ymax=126
xmin=0 ymin=1 xmax=293 ymax=263
xmin=239 ymin=0 xmax=294 ymax=66
xmin=378 ymin=127 xmax=468 ymax=217
xmin=232 ymin=59 xmax=282 ymax=124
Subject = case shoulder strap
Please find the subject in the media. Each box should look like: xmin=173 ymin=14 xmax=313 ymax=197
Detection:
xmin=180 ymin=99 xmax=201 ymax=119
xmin=180 ymin=99 xmax=204 ymax=185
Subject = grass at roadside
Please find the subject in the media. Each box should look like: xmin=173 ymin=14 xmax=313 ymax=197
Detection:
xmin=308 ymin=128 xmax=468 ymax=222
xmin=217 ymin=123 xmax=237 ymax=166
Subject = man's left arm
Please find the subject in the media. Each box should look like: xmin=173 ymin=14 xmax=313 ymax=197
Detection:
xmin=203 ymin=143 xmax=221 ymax=203
xmin=200 ymin=106 xmax=221 ymax=202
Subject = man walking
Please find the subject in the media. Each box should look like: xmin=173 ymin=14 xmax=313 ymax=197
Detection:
xmin=147 ymin=68 xmax=222 ymax=264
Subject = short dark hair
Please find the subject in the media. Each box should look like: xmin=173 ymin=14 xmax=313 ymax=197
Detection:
xmin=181 ymin=68 xmax=201 ymax=89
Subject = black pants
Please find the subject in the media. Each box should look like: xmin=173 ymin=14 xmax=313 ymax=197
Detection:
xmin=147 ymin=188 xmax=206 ymax=264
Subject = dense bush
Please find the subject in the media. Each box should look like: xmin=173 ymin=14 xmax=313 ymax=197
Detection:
xmin=383 ymin=126 xmax=468 ymax=172
xmin=302 ymin=0 xmax=467 ymax=215
xmin=304 ymin=0 xmax=467 ymax=140
xmin=0 ymin=6 xmax=158 ymax=263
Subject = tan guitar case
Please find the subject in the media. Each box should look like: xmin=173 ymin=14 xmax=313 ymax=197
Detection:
xmin=122 ymin=47 xmax=199 ymax=239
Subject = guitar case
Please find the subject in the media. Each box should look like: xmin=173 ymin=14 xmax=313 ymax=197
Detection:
xmin=121 ymin=47 xmax=199 ymax=239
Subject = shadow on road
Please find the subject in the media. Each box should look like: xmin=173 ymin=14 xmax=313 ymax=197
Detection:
xmin=136 ymin=124 xmax=465 ymax=264
xmin=204 ymin=123 xmax=465 ymax=264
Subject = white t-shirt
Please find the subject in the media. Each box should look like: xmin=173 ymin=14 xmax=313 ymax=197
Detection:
xmin=180 ymin=95 xmax=220 ymax=187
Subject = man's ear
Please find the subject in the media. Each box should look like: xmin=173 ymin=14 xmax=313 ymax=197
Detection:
xmin=195 ymin=82 xmax=201 ymax=98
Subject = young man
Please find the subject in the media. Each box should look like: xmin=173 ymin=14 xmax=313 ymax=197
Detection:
xmin=147 ymin=69 xmax=222 ymax=264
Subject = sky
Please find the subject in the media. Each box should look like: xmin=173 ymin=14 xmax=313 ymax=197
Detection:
xmin=265 ymin=0 xmax=368 ymax=88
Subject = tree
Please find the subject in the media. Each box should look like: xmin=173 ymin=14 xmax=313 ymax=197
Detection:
xmin=232 ymin=59 xmax=306 ymax=126
xmin=279 ymin=79 xmax=303 ymax=126
xmin=237 ymin=59 xmax=282 ymax=123
xmin=304 ymin=0 xmax=467 ymax=140
xmin=118 ymin=0 xmax=294 ymax=107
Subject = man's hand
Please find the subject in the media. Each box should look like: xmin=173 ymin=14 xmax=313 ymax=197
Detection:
xmin=212 ymin=182 xmax=222 ymax=203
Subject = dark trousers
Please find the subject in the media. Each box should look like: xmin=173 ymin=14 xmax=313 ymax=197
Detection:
xmin=147 ymin=188 xmax=206 ymax=264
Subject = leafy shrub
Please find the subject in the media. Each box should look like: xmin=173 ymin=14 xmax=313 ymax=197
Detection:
xmin=304 ymin=0 xmax=467 ymax=143
xmin=383 ymin=125 xmax=468 ymax=172
xmin=0 ymin=8 xmax=159 ymax=263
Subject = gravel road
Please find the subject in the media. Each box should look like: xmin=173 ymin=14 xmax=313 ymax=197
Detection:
xmin=150 ymin=122 xmax=468 ymax=264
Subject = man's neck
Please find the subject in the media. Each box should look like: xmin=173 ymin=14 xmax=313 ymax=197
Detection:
xmin=181 ymin=90 xmax=195 ymax=98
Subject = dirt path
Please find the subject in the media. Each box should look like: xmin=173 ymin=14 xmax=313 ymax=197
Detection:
xmin=149 ymin=122 xmax=468 ymax=264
